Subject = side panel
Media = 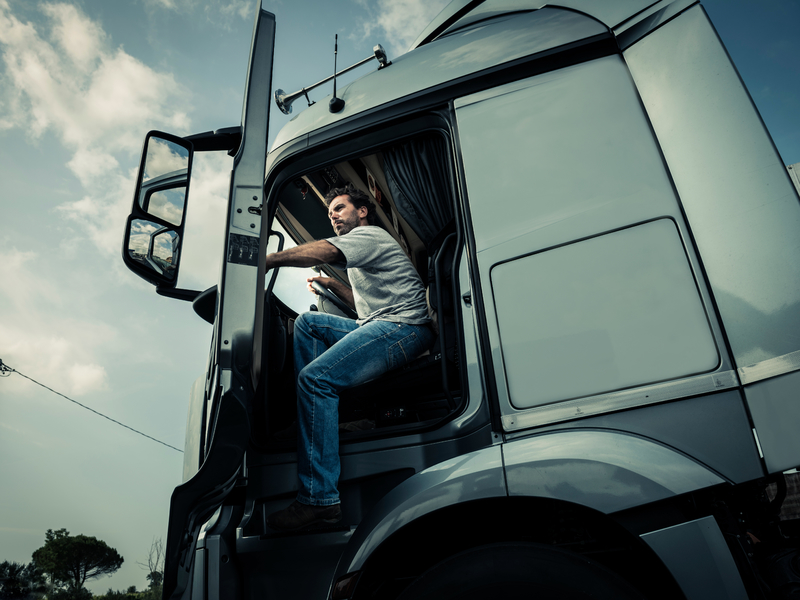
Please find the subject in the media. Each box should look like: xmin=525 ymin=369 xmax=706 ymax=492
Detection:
xmin=744 ymin=370 xmax=800 ymax=473
xmin=641 ymin=516 xmax=748 ymax=600
xmin=454 ymin=54 xmax=734 ymax=430
xmin=526 ymin=390 xmax=763 ymax=485
xmin=624 ymin=5 xmax=800 ymax=377
xmin=491 ymin=219 xmax=718 ymax=409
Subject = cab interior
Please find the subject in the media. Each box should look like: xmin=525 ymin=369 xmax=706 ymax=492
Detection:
xmin=253 ymin=132 xmax=465 ymax=448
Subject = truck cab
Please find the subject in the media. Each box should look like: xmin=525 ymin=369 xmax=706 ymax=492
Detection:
xmin=123 ymin=1 xmax=800 ymax=598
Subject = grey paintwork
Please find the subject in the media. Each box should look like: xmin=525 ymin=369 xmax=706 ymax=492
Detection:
xmin=613 ymin=0 xmax=698 ymax=49
xmin=744 ymin=370 xmax=800 ymax=474
xmin=624 ymin=5 xmax=800 ymax=378
xmin=270 ymin=8 xmax=606 ymax=151
xmin=641 ymin=516 xmax=748 ymax=599
xmin=183 ymin=375 xmax=204 ymax=483
xmin=453 ymin=54 xmax=736 ymax=430
xmin=339 ymin=445 xmax=506 ymax=574
xmin=503 ymin=430 xmax=724 ymax=514
xmin=521 ymin=391 xmax=764 ymax=486
xmin=491 ymin=220 xmax=718 ymax=409
xmin=336 ymin=429 xmax=724 ymax=577
xmin=789 ymin=163 xmax=800 ymax=193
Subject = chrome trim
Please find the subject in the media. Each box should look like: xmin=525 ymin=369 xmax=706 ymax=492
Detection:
xmin=752 ymin=428 xmax=764 ymax=459
xmin=502 ymin=370 xmax=738 ymax=432
xmin=738 ymin=349 xmax=800 ymax=385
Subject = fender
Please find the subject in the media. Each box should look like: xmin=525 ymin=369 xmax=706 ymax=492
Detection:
xmin=503 ymin=429 xmax=726 ymax=514
xmin=339 ymin=445 xmax=506 ymax=574
xmin=336 ymin=429 xmax=724 ymax=578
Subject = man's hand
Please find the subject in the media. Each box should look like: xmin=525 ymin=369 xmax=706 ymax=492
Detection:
xmin=307 ymin=276 xmax=325 ymax=295
xmin=307 ymin=276 xmax=355 ymax=310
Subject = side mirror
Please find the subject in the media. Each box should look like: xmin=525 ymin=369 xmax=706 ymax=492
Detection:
xmin=123 ymin=132 xmax=193 ymax=288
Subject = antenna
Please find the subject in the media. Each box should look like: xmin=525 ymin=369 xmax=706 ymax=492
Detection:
xmin=329 ymin=35 xmax=346 ymax=114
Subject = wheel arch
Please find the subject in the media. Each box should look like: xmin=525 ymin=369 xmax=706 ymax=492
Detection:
xmin=334 ymin=429 xmax=728 ymax=599
xmin=350 ymin=496 xmax=685 ymax=599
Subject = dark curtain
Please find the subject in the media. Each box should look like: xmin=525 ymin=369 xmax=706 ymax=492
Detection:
xmin=383 ymin=135 xmax=453 ymax=246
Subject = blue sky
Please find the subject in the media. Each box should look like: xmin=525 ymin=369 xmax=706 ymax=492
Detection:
xmin=0 ymin=0 xmax=798 ymax=594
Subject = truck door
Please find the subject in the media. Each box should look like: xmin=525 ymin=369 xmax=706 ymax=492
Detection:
xmin=159 ymin=6 xmax=276 ymax=600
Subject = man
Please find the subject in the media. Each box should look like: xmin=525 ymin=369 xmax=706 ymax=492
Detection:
xmin=266 ymin=183 xmax=434 ymax=530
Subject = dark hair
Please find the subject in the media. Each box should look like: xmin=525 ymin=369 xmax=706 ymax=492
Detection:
xmin=324 ymin=183 xmax=377 ymax=226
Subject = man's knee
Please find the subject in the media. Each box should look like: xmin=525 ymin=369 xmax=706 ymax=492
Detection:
xmin=297 ymin=364 xmax=314 ymax=391
xmin=295 ymin=311 xmax=313 ymax=331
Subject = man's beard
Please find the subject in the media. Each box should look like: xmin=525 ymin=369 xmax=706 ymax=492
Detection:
xmin=335 ymin=216 xmax=359 ymax=236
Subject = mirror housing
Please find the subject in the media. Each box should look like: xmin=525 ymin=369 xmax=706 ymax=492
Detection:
xmin=123 ymin=131 xmax=193 ymax=289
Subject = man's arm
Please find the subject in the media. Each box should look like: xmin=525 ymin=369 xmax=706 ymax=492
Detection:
xmin=264 ymin=240 xmax=342 ymax=270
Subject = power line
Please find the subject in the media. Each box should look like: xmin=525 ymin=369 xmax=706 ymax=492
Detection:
xmin=0 ymin=358 xmax=183 ymax=453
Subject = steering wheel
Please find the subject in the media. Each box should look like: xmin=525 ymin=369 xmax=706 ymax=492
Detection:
xmin=311 ymin=280 xmax=358 ymax=320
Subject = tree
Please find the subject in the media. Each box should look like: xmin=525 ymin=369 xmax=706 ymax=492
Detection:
xmin=137 ymin=538 xmax=164 ymax=600
xmin=0 ymin=560 xmax=46 ymax=600
xmin=0 ymin=561 xmax=28 ymax=599
xmin=30 ymin=529 xmax=123 ymax=597
xmin=92 ymin=588 xmax=137 ymax=600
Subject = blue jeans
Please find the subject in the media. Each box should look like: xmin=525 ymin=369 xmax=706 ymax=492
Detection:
xmin=293 ymin=311 xmax=435 ymax=506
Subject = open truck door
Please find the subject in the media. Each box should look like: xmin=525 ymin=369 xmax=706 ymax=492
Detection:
xmin=121 ymin=3 xmax=275 ymax=599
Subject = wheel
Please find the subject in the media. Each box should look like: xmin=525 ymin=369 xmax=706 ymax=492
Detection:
xmin=395 ymin=542 xmax=646 ymax=600
xmin=311 ymin=280 xmax=357 ymax=319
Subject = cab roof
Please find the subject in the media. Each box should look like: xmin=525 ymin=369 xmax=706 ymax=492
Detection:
xmin=410 ymin=0 xmax=672 ymax=51
xmin=269 ymin=0 xmax=683 ymax=154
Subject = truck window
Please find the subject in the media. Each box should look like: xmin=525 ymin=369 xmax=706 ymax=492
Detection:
xmin=266 ymin=222 xmax=320 ymax=315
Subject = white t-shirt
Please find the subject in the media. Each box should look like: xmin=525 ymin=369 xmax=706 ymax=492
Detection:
xmin=327 ymin=226 xmax=430 ymax=326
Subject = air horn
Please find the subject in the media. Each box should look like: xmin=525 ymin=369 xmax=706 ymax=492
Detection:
xmin=274 ymin=41 xmax=390 ymax=116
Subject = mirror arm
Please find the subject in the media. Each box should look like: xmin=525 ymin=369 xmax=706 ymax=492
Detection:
xmin=184 ymin=126 xmax=242 ymax=155
xmin=156 ymin=287 xmax=202 ymax=302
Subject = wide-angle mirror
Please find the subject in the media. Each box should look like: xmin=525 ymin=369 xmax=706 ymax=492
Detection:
xmin=137 ymin=133 xmax=193 ymax=226
xmin=126 ymin=218 xmax=180 ymax=283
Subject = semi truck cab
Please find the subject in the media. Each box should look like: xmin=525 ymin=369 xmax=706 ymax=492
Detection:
xmin=122 ymin=1 xmax=800 ymax=598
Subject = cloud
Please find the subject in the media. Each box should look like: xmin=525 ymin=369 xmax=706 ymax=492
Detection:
xmin=0 ymin=248 xmax=112 ymax=397
xmin=142 ymin=0 xmax=253 ymax=29
xmin=68 ymin=362 xmax=108 ymax=395
xmin=354 ymin=0 xmax=450 ymax=56
xmin=42 ymin=2 xmax=105 ymax=71
xmin=0 ymin=2 xmax=191 ymax=259
xmin=214 ymin=0 xmax=253 ymax=23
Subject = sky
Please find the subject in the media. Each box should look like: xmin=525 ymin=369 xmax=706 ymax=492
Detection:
xmin=0 ymin=0 xmax=799 ymax=594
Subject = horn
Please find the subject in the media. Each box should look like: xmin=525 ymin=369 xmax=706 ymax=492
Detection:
xmin=274 ymin=44 xmax=391 ymax=116
xmin=274 ymin=88 xmax=312 ymax=116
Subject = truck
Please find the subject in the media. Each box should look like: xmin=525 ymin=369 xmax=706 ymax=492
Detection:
xmin=121 ymin=1 xmax=800 ymax=598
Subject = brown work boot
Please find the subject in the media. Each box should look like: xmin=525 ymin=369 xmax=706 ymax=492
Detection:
xmin=267 ymin=500 xmax=342 ymax=531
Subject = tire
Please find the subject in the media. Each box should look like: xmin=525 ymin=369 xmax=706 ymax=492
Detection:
xmin=395 ymin=542 xmax=646 ymax=600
